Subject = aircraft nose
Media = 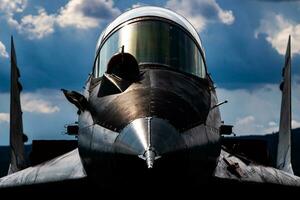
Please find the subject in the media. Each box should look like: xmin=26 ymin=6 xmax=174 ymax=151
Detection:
xmin=114 ymin=117 xmax=185 ymax=168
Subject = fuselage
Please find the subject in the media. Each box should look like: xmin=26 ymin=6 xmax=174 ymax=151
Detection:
xmin=76 ymin=6 xmax=222 ymax=183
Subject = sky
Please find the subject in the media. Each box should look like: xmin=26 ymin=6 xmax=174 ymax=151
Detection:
xmin=1 ymin=0 xmax=300 ymax=145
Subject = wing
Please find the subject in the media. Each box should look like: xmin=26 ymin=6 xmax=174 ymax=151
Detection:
xmin=217 ymin=36 xmax=296 ymax=185
xmin=214 ymin=149 xmax=300 ymax=186
xmin=0 ymin=148 xmax=86 ymax=188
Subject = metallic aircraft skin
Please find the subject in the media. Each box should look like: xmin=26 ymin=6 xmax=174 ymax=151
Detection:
xmin=75 ymin=6 xmax=222 ymax=181
xmin=78 ymin=66 xmax=221 ymax=181
xmin=1 ymin=6 xmax=300 ymax=188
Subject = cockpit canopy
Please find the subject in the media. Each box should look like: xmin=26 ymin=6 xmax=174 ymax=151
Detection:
xmin=94 ymin=7 xmax=207 ymax=78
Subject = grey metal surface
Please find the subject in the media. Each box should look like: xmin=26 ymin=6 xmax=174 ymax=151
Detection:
xmin=206 ymin=87 xmax=222 ymax=129
xmin=89 ymin=68 xmax=211 ymax=132
xmin=214 ymin=149 xmax=300 ymax=186
xmin=115 ymin=117 xmax=184 ymax=157
xmin=0 ymin=149 xmax=86 ymax=188
xmin=181 ymin=86 xmax=222 ymax=150
xmin=78 ymin=110 xmax=119 ymax=167
xmin=114 ymin=118 xmax=150 ymax=155
xmin=90 ymin=124 xmax=119 ymax=153
xmin=182 ymin=124 xmax=219 ymax=148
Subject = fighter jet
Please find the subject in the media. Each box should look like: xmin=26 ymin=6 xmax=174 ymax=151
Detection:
xmin=0 ymin=6 xmax=299 ymax=189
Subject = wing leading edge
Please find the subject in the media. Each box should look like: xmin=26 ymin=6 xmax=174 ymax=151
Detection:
xmin=0 ymin=148 xmax=86 ymax=188
xmin=214 ymin=36 xmax=299 ymax=186
xmin=214 ymin=149 xmax=300 ymax=186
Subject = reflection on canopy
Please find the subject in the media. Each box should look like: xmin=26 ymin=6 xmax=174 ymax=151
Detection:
xmin=96 ymin=20 xmax=206 ymax=78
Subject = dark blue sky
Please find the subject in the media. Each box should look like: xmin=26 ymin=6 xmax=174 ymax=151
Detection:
xmin=1 ymin=0 xmax=300 ymax=144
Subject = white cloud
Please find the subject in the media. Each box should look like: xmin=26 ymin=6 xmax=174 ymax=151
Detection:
xmin=265 ymin=121 xmax=278 ymax=133
xmin=263 ymin=120 xmax=300 ymax=134
xmin=0 ymin=0 xmax=27 ymax=27
xmin=255 ymin=14 xmax=300 ymax=56
xmin=234 ymin=115 xmax=259 ymax=133
xmin=0 ymin=0 xmax=27 ymax=14
xmin=0 ymin=113 xmax=9 ymax=123
xmin=236 ymin=116 xmax=255 ymax=126
xmin=0 ymin=89 xmax=78 ymax=145
xmin=165 ymin=0 xmax=235 ymax=32
xmin=268 ymin=121 xmax=277 ymax=126
xmin=131 ymin=3 xmax=147 ymax=9
xmin=21 ymin=92 xmax=60 ymax=114
xmin=264 ymin=126 xmax=279 ymax=134
xmin=57 ymin=0 xmax=121 ymax=29
xmin=217 ymin=81 xmax=300 ymax=135
xmin=292 ymin=120 xmax=300 ymax=128
xmin=0 ymin=41 xmax=9 ymax=58
xmin=0 ymin=0 xmax=120 ymax=39
xmin=16 ymin=8 xmax=56 ymax=40
xmin=0 ymin=90 xmax=61 ymax=114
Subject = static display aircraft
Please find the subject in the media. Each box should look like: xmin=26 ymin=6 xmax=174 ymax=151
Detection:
xmin=0 ymin=6 xmax=299 ymax=188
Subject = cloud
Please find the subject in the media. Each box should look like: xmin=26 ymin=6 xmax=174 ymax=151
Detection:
xmin=0 ymin=0 xmax=27 ymax=27
xmin=255 ymin=14 xmax=300 ymax=56
xmin=263 ymin=121 xmax=278 ymax=133
xmin=15 ymin=8 xmax=56 ymax=40
xmin=0 ymin=89 xmax=78 ymax=145
xmin=0 ymin=113 xmax=9 ymax=123
xmin=262 ymin=120 xmax=300 ymax=133
xmin=165 ymin=0 xmax=235 ymax=32
xmin=0 ymin=0 xmax=27 ymax=14
xmin=268 ymin=121 xmax=277 ymax=126
xmin=0 ymin=0 xmax=51 ymax=40
xmin=0 ymin=41 xmax=9 ymax=58
xmin=217 ymin=81 xmax=300 ymax=135
xmin=21 ymin=92 xmax=60 ymax=114
xmin=131 ymin=3 xmax=148 ymax=9
xmin=292 ymin=120 xmax=300 ymax=128
xmin=0 ymin=0 xmax=120 ymax=39
xmin=236 ymin=116 xmax=256 ymax=126
xmin=234 ymin=115 xmax=261 ymax=133
xmin=264 ymin=126 xmax=279 ymax=133
xmin=56 ymin=0 xmax=121 ymax=29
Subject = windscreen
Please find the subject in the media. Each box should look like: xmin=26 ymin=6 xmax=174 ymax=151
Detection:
xmin=96 ymin=20 xmax=206 ymax=78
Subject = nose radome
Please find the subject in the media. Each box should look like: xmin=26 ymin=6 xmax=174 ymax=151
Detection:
xmin=114 ymin=117 xmax=185 ymax=168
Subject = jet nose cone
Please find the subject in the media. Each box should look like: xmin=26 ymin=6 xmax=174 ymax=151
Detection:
xmin=115 ymin=117 xmax=184 ymax=168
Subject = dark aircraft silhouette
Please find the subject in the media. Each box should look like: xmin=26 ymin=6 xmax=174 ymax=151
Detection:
xmin=0 ymin=6 xmax=299 ymax=188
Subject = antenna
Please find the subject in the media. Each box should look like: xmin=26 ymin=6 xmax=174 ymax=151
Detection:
xmin=211 ymin=100 xmax=228 ymax=110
